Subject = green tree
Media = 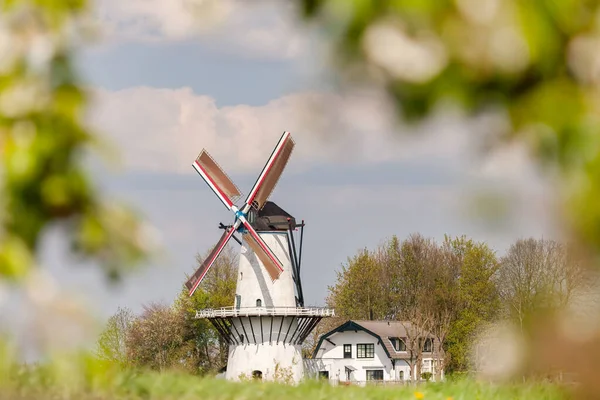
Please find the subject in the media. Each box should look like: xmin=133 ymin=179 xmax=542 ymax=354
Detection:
xmin=175 ymin=245 xmax=238 ymax=373
xmin=329 ymin=234 xmax=500 ymax=374
xmin=444 ymin=235 xmax=501 ymax=373
xmin=96 ymin=306 xmax=134 ymax=367
xmin=125 ymin=302 xmax=185 ymax=372
xmin=95 ymin=246 xmax=238 ymax=374
xmin=0 ymin=1 xmax=151 ymax=282
xmin=326 ymin=248 xmax=387 ymax=320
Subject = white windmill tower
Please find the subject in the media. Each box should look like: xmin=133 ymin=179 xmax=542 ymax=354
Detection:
xmin=185 ymin=131 xmax=334 ymax=383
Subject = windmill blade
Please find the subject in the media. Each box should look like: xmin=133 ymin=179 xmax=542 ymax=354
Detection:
xmin=244 ymin=131 xmax=295 ymax=210
xmin=242 ymin=220 xmax=284 ymax=281
xmin=186 ymin=227 xmax=236 ymax=296
xmin=193 ymin=150 xmax=242 ymax=210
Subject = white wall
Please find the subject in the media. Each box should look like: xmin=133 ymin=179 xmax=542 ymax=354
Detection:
xmin=314 ymin=331 xmax=394 ymax=382
xmin=225 ymin=232 xmax=305 ymax=383
xmin=226 ymin=342 xmax=304 ymax=383
xmin=236 ymin=232 xmax=296 ymax=308
xmin=313 ymin=331 xmax=441 ymax=382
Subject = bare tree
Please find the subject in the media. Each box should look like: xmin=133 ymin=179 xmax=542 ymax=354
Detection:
xmin=427 ymin=240 xmax=461 ymax=380
xmin=400 ymin=312 xmax=433 ymax=382
xmin=393 ymin=234 xmax=438 ymax=381
xmin=496 ymin=238 xmax=588 ymax=331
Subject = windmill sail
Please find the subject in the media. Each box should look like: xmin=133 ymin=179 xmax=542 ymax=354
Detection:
xmin=242 ymin=226 xmax=284 ymax=281
xmin=245 ymin=131 xmax=295 ymax=210
xmin=186 ymin=227 xmax=236 ymax=296
xmin=188 ymin=131 xmax=296 ymax=296
xmin=193 ymin=150 xmax=241 ymax=210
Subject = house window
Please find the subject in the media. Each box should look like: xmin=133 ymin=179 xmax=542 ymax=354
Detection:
xmin=423 ymin=338 xmax=433 ymax=353
xmin=390 ymin=337 xmax=406 ymax=351
xmin=422 ymin=359 xmax=430 ymax=371
xmin=256 ymin=299 xmax=262 ymax=307
xmin=366 ymin=370 xmax=384 ymax=381
xmin=357 ymin=343 xmax=374 ymax=358
xmin=399 ymin=370 xmax=404 ymax=381
xmin=319 ymin=371 xmax=329 ymax=380
xmin=343 ymin=344 xmax=352 ymax=358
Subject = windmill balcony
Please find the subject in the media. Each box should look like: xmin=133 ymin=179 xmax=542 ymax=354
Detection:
xmin=195 ymin=306 xmax=335 ymax=318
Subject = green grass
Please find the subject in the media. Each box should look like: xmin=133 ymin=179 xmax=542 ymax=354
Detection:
xmin=2 ymin=362 xmax=572 ymax=400
xmin=0 ymin=342 xmax=570 ymax=400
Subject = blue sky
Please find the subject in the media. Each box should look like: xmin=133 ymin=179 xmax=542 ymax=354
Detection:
xmin=3 ymin=1 xmax=559 ymax=344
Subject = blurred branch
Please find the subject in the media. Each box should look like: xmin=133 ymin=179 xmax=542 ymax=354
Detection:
xmin=296 ymin=0 xmax=600 ymax=257
xmin=0 ymin=1 xmax=153 ymax=282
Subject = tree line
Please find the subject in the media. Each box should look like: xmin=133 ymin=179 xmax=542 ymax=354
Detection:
xmin=321 ymin=234 xmax=591 ymax=379
xmin=97 ymin=234 xmax=591 ymax=377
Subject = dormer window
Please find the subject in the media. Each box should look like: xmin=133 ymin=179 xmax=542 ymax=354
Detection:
xmin=423 ymin=338 xmax=433 ymax=353
xmin=390 ymin=337 xmax=406 ymax=352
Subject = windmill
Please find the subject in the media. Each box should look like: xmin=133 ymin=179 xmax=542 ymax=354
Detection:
xmin=187 ymin=131 xmax=334 ymax=383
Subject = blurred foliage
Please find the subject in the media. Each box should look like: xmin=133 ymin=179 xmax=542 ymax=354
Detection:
xmin=298 ymin=0 xmax=600 ymax=257
xmin=0 ymin=0 xmax=151 ymax=282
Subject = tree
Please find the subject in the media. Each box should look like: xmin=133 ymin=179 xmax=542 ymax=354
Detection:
xmin=0 ymin=1 xmax=150 ymax=282
xmin=96 ymin=307 xmax=134 ymax=367
xmin=496 ymin=238 xmax=588 ymax=331
xmin=174 ymin=245 xmax=238 ymax=373
xmin=393 ymin=234 xmax=441 ymax=381
xmin=401 ymin=315 xmax=433 ymax=382
xmin=444 ymin=235 xmax=501 ymax=373
xmin=329 ymin=234 xmax=488 ymax=376
xmin=125 ymin=302 xmax=185 ymax=372
xmin=426 ymin=245 xmax=460 ymax=380
xmin=96 ymin=246 xmax=238 ymax=374
xmin=326 ymin=248 xmax=387 ymax=320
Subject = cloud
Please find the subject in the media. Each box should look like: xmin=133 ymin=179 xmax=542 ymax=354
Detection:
xmin=91 ymin=0 xmax=311 ymax=60
xmin=87 ymin=85 xmax=485 ymax=177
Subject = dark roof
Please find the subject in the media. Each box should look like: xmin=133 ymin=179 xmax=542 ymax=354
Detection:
xmin=313 ymin=320 xmax=439 ymax=360
xmin=252 ymin=201 xmax=296 ymax=231
xmin=258 ymin=201 xmax=293 ymax=218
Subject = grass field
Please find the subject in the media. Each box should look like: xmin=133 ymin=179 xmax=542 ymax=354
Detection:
xmin=2 ymin=361 xmax=572 ymax=400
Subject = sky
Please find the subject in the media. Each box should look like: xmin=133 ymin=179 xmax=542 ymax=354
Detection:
xmin=1 ymin=0 xmax=561 ymax=347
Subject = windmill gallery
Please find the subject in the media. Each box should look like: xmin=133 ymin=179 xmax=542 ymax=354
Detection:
xmin=185 ymin=131 xmax=335 ymax=383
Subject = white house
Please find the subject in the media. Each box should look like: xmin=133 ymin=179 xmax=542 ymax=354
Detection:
xmin=309 ymin=320 xmax=443 ymax=384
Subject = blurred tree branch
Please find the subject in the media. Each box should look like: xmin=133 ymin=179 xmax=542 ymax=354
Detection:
xmin=297 ymin=0 xmax=600 ymax=257
xmin=0 ymin=1 xmax=153 ymax=282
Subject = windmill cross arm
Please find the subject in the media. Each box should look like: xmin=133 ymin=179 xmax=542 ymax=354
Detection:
xmin=193 ymin=150 xmax=242 ymax=211
xmin=244 ymin=131 xmax=295 ymax=211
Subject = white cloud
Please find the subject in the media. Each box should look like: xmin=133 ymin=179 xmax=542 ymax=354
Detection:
xmin=87 ymin=85 xmax=484 ymax=176
xmin=91 ymin=0 xmax=311 ymax=60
